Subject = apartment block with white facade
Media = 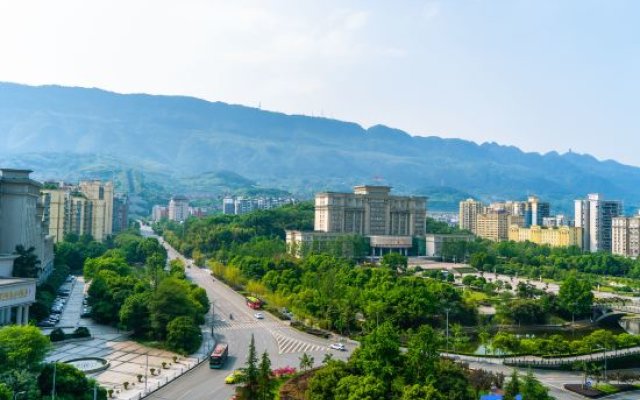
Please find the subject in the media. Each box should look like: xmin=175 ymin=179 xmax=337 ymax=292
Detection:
xmin=612 ymin=215 xmax=640 ymax=258
xmin=575 ymin=193 xmax=623 ymax=252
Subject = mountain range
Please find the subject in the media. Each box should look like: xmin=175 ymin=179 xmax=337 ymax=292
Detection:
xmin=1 ymin=82 xmax=639 ymax=214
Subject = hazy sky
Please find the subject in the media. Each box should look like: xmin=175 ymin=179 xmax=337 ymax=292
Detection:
xmin=1 ymin=1 xmax=638 ymax=165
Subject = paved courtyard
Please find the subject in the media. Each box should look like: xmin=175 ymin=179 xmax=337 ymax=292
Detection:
xmin=44 ymin=276 xmax=209 ymax=400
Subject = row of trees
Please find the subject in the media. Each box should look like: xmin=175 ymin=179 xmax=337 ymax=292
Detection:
xmin=84 ymin=232 xmax=208 ymax=354
xmin=491 ymin=329 xmax=640 ymax=357
xmin=305 ymin=323 xmax=553 ymax=400
xmin=0 ymin=325 xmax=106 ymax=400
xmin=465 ymin=240 xmax=640 ymax=279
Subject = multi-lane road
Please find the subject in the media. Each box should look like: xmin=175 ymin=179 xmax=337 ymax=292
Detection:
xmin=140 ymin=225 xmax=351 ymax=400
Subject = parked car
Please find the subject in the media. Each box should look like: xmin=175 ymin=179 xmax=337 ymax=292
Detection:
xmin=330 ymin=343 xmax=346 ymax=351
xmin=37 ymin=320 xmax=55 ymax=327
xmin=254 ymin=312 xmax=264 ymax=320
xmin=81 ymin=307 xmax=92 ymax=318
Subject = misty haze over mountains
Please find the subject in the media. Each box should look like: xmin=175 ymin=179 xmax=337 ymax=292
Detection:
xmin=1 ymin=82 xmax=639 ymax=213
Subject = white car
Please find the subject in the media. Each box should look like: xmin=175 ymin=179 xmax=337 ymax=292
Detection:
xmin=254 ymin=312 xmax=264 ymax=319
xmin=330 ymin=343 xmax=346 ymax=351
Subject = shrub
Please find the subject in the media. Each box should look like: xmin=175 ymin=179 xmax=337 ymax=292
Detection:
xmin=50 ymin=328 xmax=66 ymax=342
xmin=73 ymin=327 xmax=91 ymax=338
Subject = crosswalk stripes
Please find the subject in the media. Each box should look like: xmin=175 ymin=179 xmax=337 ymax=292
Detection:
xmin=271 ymin=331 xmax=327 ymax=354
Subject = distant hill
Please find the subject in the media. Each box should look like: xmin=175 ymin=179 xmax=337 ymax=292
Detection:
xmin=1 ymin=82 xmax=639 ymax=213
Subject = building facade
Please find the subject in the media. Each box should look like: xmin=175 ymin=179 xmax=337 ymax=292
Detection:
xmin=112 ymin=193 xmax=129 ymax=233
xmin=459 ymin=198 xmax=484 ymax=233
xmin=575 ymin=194 xmax=623 ymax=252
xmin=42 ymin=180 xmax=115 ymax=242
xmin=0 ymin=255 xmax=35 ymax=326
xmin=315 ymin=186 xmax=426 ymax=237
xmin=612 ymin=215 xmax=640 ymax=258
xmin=168 ymin=195 xmax=189 ymax=222
xmin=508 ymin=225 xmax=583 ymax=249
xmin=0 ymin=169 xmax=54 ymax=283
xmin=425 ymin=234 xmax=475 ymax=257
xmin=475 ymin=212 xmax=510 ymax=242
xmin=288 ymin=186 xmax=426 ymax=257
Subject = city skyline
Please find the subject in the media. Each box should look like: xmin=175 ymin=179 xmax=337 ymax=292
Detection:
xmin=0 ymin=1 xmax=638 ymax=166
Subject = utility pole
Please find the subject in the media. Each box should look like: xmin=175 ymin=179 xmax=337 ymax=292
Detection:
xmin=144 ymin=352 xmax=149 ymax=394
xmin=444 ymin=307 xmax=451 ymax=353
xmin=93 ymin=383 xmax=97 ymax=400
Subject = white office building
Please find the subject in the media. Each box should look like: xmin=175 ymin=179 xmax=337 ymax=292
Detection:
xmin=575 ymin=193 xmax=623 ymax=252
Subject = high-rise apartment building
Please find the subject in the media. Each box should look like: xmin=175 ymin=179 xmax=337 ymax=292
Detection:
xmin=459 ymin=198 xmax=484 ymax=233
xmin=523 ymin=195 xmax=550 ymax=227
xmin=222 ymin=197 xmax=235 ymax=215
xmin=42 ymin=180 xmax=115 ymax=242
xmin=152 ymin=205 xmax=168 ymax=221
xmin=168 ymin=195 xmax=190 ymax=222
xmin=112 ymin=194 xmax=129 ymax=233
xmin=475 ymin=212 xmax=510 ymax=242
xmin=612 ymin=215 xmax=640 ymax=258
xmin=575 ymin=193 xmax=623 ymax=252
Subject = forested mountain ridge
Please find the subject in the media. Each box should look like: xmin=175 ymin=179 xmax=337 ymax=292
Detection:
xmin=1 ymin=82 xmax=639 ymax=212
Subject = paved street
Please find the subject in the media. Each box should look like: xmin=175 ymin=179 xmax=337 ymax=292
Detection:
xmin=141 ymin=225 xmax=352 ymax=400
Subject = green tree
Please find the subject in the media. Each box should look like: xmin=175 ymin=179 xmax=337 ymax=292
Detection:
xmin=38 ymin=363 xmax=107 ymax=400
xmin=404 ymin=325 xmax=442 ymax=384
xmin=400 ymin=384 xmax=444 ymax=400
xmin=558 ymin=274 xmax=594 ymax=317
xmin=351 ymin=322 xmax=401 ymax=384
xmin=307 ymin=360 xmax=348 ymax=400
xmin=334 ymin=375 xmax=386 ymax=400
xmin=148 ymin=278 xmax=205 ymax=339
xmin=451 ymin=323 xmax=469 ymax=352
xmin=0 ymin=383 xmax=10 ymax=400
xmin=0 ymin=325 xmax=50 ymax=370
xmin=258 ymin=351 xmax=273 ymax=400
xmin=166 ymin=316 xmax=202 ymax=354
xmin=432 ymin=360 xmax=474 ymax=400
xmin=12 ymin=245 xmax=41 ymax=278
xmin=119 ymin=292 xmax=150 ymax=337
xmin=299 ymin=352 xmax=314 ymax=371
xmin=521 ymin=370 xmax=553 ymax=400
xmin=243 ymin=334 xmax=259 ymax=398
xmin=381 ymin=253 xmax=408 ymax=274
xmin=504 ymin=370 xmax=521 ymax=400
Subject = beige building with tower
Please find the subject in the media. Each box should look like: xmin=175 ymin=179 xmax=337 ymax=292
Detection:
xmin=612 ymin=215 xmax=640 ymax=258
xmin=42 ymin=180 xmax=114 ymax=242
xmin=289 ymin=185 xmax=427 ymax=257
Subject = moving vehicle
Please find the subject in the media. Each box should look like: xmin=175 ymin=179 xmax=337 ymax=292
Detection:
xmin=254 ymin=312 xmax=264 ymax=320
xmin=209 ymin=343 xmax=229 ymax=369
xmin=330 ymin=343 xmax=346 ymax=351
xmin=246 ymin=296 xmax=262 ymax=310
xmin=225 ymin=369 xmax=244 ymax=384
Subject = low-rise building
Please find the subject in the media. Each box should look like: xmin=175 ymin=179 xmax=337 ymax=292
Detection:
xmin=508 ymin=225 xmax=583 ymax=249
xmin=0 ymin=255 xmax=35 ymax=326
xmin=425 ymin=234 xmax=476 ymax=257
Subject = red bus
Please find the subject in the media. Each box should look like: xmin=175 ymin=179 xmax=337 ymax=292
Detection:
xmin=246 ymin=296 xmax=262 ymax=309
xmin=209 ymin=343 xmax=229 ymax=369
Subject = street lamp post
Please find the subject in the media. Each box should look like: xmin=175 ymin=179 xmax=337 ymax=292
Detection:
xmin=444 ymin=307 xmax=451 ymax=353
